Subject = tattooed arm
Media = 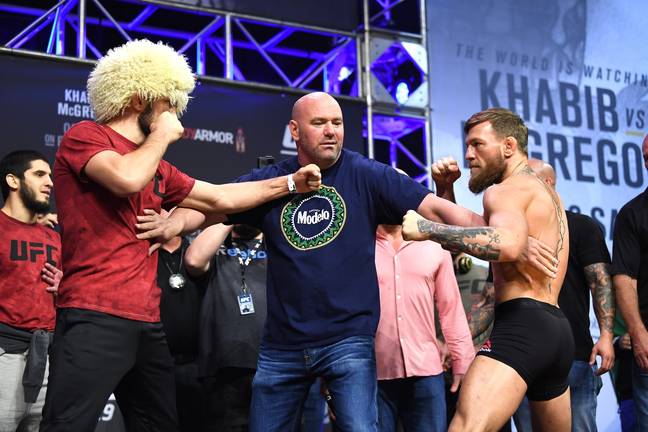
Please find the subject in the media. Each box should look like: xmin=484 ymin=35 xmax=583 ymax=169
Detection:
xmin=586 ymin=263 xmax=615 ymax=335
xmin=467 ymin=281 xmax=495 ymax=346
xmin=425 ymin=158 xmax=558 ymax=278
xmin=585 ymin=262 xmax=615 ymax=374
xmin=403 ymin=219 xmax=503 ymax=260
xmin=405 ymin=185 xmax=528 ymax=262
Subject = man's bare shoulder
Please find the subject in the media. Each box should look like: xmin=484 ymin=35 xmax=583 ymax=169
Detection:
xmin=482 ymin=178 xmax=533 ymax=213
xmin=510 ymin=169 xmax=564 ymax=212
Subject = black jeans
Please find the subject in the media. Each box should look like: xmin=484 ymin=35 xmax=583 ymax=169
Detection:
xmin=203 ymin=367 xmax=255 ymax=432
xmin=41 ymin=308 xmax=178 ymax=432
xmin=174 ymin=361 xmax=208 ymax=432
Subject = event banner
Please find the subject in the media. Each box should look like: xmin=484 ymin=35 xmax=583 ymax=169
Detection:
xmin=0 ymin=52 xmax=364 ymax=193
xmin=426 ymin=0 xmax=648 ymax=245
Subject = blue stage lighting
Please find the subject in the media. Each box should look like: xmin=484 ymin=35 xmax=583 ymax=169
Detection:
xmin=338 ymin=65 xmax=352 ymax=81
xmin=394 ymin=81 xmax=410 ymax=104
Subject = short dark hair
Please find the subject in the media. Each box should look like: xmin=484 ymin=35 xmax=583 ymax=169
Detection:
xmin=0 ymin=150 xmax=49 ymax=200
xmin=464 ymin=108 xmax=528 ymax=154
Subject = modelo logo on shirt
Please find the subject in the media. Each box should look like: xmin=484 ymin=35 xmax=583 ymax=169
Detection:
xmin=296 ymin=209 xmax=330 ymax=225
xmin=280 ymin=185 xmax=346 ymax=250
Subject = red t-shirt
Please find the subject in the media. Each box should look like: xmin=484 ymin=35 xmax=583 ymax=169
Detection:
xmin=0 ymin=211 xmax=61 ymax=332
xmin=54 ymin=121 xmax=195 ymax=322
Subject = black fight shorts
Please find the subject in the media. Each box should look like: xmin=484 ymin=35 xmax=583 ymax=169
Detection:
xmin=477 ymin=297 xmax=574 ymax=401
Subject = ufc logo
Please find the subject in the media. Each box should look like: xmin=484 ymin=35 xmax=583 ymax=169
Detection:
xmin=10 ymin=240 xmax=58 ymax=265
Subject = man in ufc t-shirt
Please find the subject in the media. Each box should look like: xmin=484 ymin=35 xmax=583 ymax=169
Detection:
xmin=0 ymin=150 xmax=61 ymax=431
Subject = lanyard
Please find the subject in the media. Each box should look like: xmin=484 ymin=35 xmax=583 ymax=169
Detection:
xmin=234 ymin=239 xmax=263 ymax=293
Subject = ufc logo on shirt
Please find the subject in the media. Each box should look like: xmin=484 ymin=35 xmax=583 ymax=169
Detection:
xmin=9 ymin=240 xmax=58 ymax=265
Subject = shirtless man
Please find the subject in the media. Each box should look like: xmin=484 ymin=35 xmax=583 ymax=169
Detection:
xmin=402 ymin=108 xmax=573 ymax=431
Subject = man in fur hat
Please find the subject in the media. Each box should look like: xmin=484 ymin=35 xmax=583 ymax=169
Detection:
xmin=40 ymin=39 xmax=320 ymax=432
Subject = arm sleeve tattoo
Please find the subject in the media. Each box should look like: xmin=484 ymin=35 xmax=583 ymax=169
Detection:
xmin=417 ymin=219 xmax=501 ymax=261
xmin=584 ymin=262 xmax=615 ymax=334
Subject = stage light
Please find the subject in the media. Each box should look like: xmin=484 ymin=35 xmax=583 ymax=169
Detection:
xmin=394 ymin=81 xmax=410 ymax=104
xmin=338 ymin=66 xmax=352 ymax=81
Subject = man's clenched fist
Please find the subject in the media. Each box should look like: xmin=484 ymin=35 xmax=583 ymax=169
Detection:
xmin=402 ymin=210 xmax=430 ymax=242
xmin=293 ymin=164 xmax=322 ymax=192
xmin=432 ymin=156 xmax=461 ymax=186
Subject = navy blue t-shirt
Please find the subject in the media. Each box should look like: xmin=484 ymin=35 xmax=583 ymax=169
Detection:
xmin=229 ymin=149 xmax=430 ymax=349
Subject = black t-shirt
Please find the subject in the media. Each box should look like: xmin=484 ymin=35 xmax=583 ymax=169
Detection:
xmin=158 ymin=237 xmax=205 ymax=358
xmin=611 ymin=188 xmax=648 ymax=326
xmin=198 ymin=236 xmax=268 ymax=377
xmin=559 ymin=211 xmax=611 ymax=361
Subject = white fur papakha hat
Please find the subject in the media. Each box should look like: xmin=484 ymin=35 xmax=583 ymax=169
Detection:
xmin=87 ymin=39 xmax=196 ymax=123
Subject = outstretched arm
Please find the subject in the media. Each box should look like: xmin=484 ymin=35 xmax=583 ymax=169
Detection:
xmin=135 ymin=165 xmax=321 ymax=249
xmin=178 ymin=164 xmax=321 ymax=214
xmin=402 ymin=212 xmax=526 ymax=262
xmin=405 ymin=186 xmax=528 ymax=262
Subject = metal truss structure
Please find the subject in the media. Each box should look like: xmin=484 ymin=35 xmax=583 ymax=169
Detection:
xmin=0 ymin=0 xmax=431 ymax=186
xmin=364 ymin=0 xmax=431 ymax=186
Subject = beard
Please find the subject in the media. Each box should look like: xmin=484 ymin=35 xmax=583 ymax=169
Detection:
xmin=19 ymin=183 xmax=50 ymax=214
xmin=137 ymin=103 xmax=154 ymax=136
xmin=468 ymin=154 xmax=506 ymax=193
xmin=232 ymin=224 xmax=261 ymax=240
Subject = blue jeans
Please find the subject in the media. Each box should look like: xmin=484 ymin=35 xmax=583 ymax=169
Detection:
xmin=294 ymin=378 xmax=326 ymax=432
xmin=513 ymin=360 xmax=602 ymax=432
xmin=250 ymin=336 xmax=378 ymax=432
xmin=570 ymin=361 xmax=602 ymax=431
xmin=377 ymin=374 xmax=446 ymax=432
xmin=632 ymin=358 xmax=648 ymax=431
